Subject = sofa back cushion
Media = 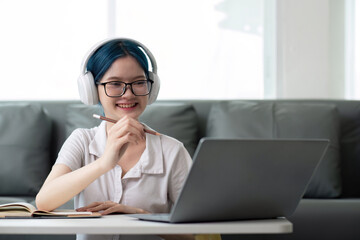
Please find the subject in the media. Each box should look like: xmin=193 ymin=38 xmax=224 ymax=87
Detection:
xmin=66 ymin=104 xmax=102 ymax=136
xmin=139 ymin=103 xmax=200 ymax=156
xmin=333 ymin=101 xmax=360 ymax=197
xmin=206 ymin=101 xmax=341 ymax=198
xmin=0 ymin=103 xmax=52 ymax=196
xmin=66 ymin=103 xmax=199 ymax=156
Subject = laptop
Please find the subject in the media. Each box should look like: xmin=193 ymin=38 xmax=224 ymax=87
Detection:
xmin=130 ymin=138 xmax=329 ymax=223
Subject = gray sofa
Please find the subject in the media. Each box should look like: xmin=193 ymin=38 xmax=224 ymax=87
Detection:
xmin=0 ymin=100 xmax=359 ymax=240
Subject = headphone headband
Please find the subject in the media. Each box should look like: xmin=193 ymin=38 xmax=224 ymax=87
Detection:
xmin=80 ymin=37 xmax=158 ymax=75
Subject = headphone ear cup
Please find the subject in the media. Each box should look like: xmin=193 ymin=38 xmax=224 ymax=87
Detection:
xmin=148 ymin=72 xmax=160 ymax=105
xmin=77 ymin=72 xmax=99 ymax=105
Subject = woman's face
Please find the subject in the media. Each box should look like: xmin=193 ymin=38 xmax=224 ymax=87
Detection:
xmin=98 ymin=56 xmax=148 ymax=121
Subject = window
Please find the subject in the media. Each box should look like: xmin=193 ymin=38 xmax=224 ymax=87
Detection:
xmin=357 ymin=2 xmax=360 ymax=97
xmin=0 ymin=0 xmax=107 ymax=100
xmin=353 ymin=0 xmax=360 ymax=98
xmin=0 ymin=0 xmax=267 ymax=100
xmin=345 ymin=0 xmax=360 ymax=99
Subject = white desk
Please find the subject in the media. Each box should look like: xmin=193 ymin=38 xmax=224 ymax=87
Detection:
xmin=0 ymin=215 xmax=292 ymax=235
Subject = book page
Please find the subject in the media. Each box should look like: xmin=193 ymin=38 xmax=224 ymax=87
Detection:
xmin=33 ymin=209 xmax=98 ymax=217
xmin=0 ymin=202 xmax=101 ymax=218
xmin=0 ymin=202 xmax=36 ymax=213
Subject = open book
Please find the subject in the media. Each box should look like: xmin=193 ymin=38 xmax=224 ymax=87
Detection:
xmin=0 ymin=202 xmax=101 ymax=218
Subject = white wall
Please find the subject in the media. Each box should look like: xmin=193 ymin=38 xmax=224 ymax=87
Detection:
xmin=275 ymin=0 xmax=345 ymax=99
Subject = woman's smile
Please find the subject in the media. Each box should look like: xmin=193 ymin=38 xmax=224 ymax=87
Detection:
xmin=116 ymin=102 xmax=138 ymax=110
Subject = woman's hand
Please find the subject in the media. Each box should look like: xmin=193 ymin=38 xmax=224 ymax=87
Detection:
xmin=76 ymin=201 xmax=149 ymax=215
xmin=100 ymin=116 xmax=146 ymax=171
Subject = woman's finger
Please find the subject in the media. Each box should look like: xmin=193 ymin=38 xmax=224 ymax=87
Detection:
xmin=101 ymin=204 xmax=125 ymax=215
xmin=86 ymin=202 xmax=117 ymax=212
xmin=76 ymin=201 xmax=104 ymax=211
xmin=101 ymin=204 xmax=149 ymax=215
xmin=111 ymin=116 xmax=146 ymax=140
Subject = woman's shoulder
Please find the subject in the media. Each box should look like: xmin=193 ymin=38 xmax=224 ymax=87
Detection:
xmin=154 ymin=134 xmax=191 ymax=161
xmin=158 ymin=134 xmax=184 ymax=148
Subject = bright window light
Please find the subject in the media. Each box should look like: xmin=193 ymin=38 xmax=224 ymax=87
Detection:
xmin=0 ymin=0 xmax=265 ymax=100
xmin=115 ymin=0 xmax=264 ymax=100
xmin=0 ymin=0 xmax=107 ymax=100
xmin=346 ymin=0 xmax=360 ymax=99
xmin=355 ymin=0 xmax=360 ymax=98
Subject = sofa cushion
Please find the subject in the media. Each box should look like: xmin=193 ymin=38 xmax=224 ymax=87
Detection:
xmin=206 ymin=101 xmax=341 ymax=198
xmin=140 ymin=103 xmax=199 ymax=156
xmin=66 ymin=104 xmax=102 ymax=137
xmin=66 ymin=103 xmax=199 ymax=156
xmin=0 ymin=103 xmax=52 ymax=196
xmin=0 ymin=196 xmax=35 ymax=205
xmin=330 ymin=101 xmax=360 ymax=198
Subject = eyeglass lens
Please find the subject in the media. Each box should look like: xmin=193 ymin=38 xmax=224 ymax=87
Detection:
xmin=105 ymin=80 xmax=151 ymax=97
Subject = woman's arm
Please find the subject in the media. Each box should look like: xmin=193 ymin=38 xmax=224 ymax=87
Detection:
xmin=36 ymin=116 xmax=146 ymax=211
xmin=35 ymin=160 xmax=108 ymax=211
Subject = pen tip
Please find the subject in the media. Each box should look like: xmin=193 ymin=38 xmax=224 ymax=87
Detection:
xmin=93 ymin=114 xmax=100 ymax=119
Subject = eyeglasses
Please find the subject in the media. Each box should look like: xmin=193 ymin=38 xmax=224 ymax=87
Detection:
xmin=97 ymin=80 xmax=153 ymax=97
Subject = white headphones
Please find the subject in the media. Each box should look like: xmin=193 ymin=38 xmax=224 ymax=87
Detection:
xmin=77 ymin=38 xmax=160 ymax=105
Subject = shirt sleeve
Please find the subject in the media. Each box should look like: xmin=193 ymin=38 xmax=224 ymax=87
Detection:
xmin=54 ymin=129 xmax=89 ymax=171
xmin=168 ymin=144 xmax=193 ymax=203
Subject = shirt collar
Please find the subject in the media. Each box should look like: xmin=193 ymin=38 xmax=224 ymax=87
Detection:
xmin=124 ymin=133 xmax=164 ymax=179
xmin=89 ymin=121 xmax=107 ymax=158
xmin=140 ymin=134 xmax=164 ymax=173
xmin=89 ymin=121 xmax=164 ymax=178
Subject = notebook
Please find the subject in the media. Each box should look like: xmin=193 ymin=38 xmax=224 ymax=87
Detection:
xmin=130 ymin=138 xmax=329 ymax=223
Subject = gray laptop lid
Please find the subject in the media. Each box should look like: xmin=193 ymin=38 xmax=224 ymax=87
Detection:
xmin=132 ymin=138 xmax=329 ymax=223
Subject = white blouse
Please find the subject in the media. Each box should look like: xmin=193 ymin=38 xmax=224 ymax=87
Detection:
xmin=54 ymin=121 xmax=193 ymax=240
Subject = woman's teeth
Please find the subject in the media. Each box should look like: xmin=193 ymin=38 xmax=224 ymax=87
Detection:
xmin=117 ymin=103 xmax=136 ymax=108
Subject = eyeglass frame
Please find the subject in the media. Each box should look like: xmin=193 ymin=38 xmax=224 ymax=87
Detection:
xmin=96 ymin=79 xmax=154 ymax=97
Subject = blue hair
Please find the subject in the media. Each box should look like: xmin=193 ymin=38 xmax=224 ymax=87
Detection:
xmin=87 ymin=39 xmax=149 ymax=83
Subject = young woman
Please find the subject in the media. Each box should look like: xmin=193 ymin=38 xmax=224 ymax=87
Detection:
xmin=35 ymin=38 xmax=193 ymax=240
